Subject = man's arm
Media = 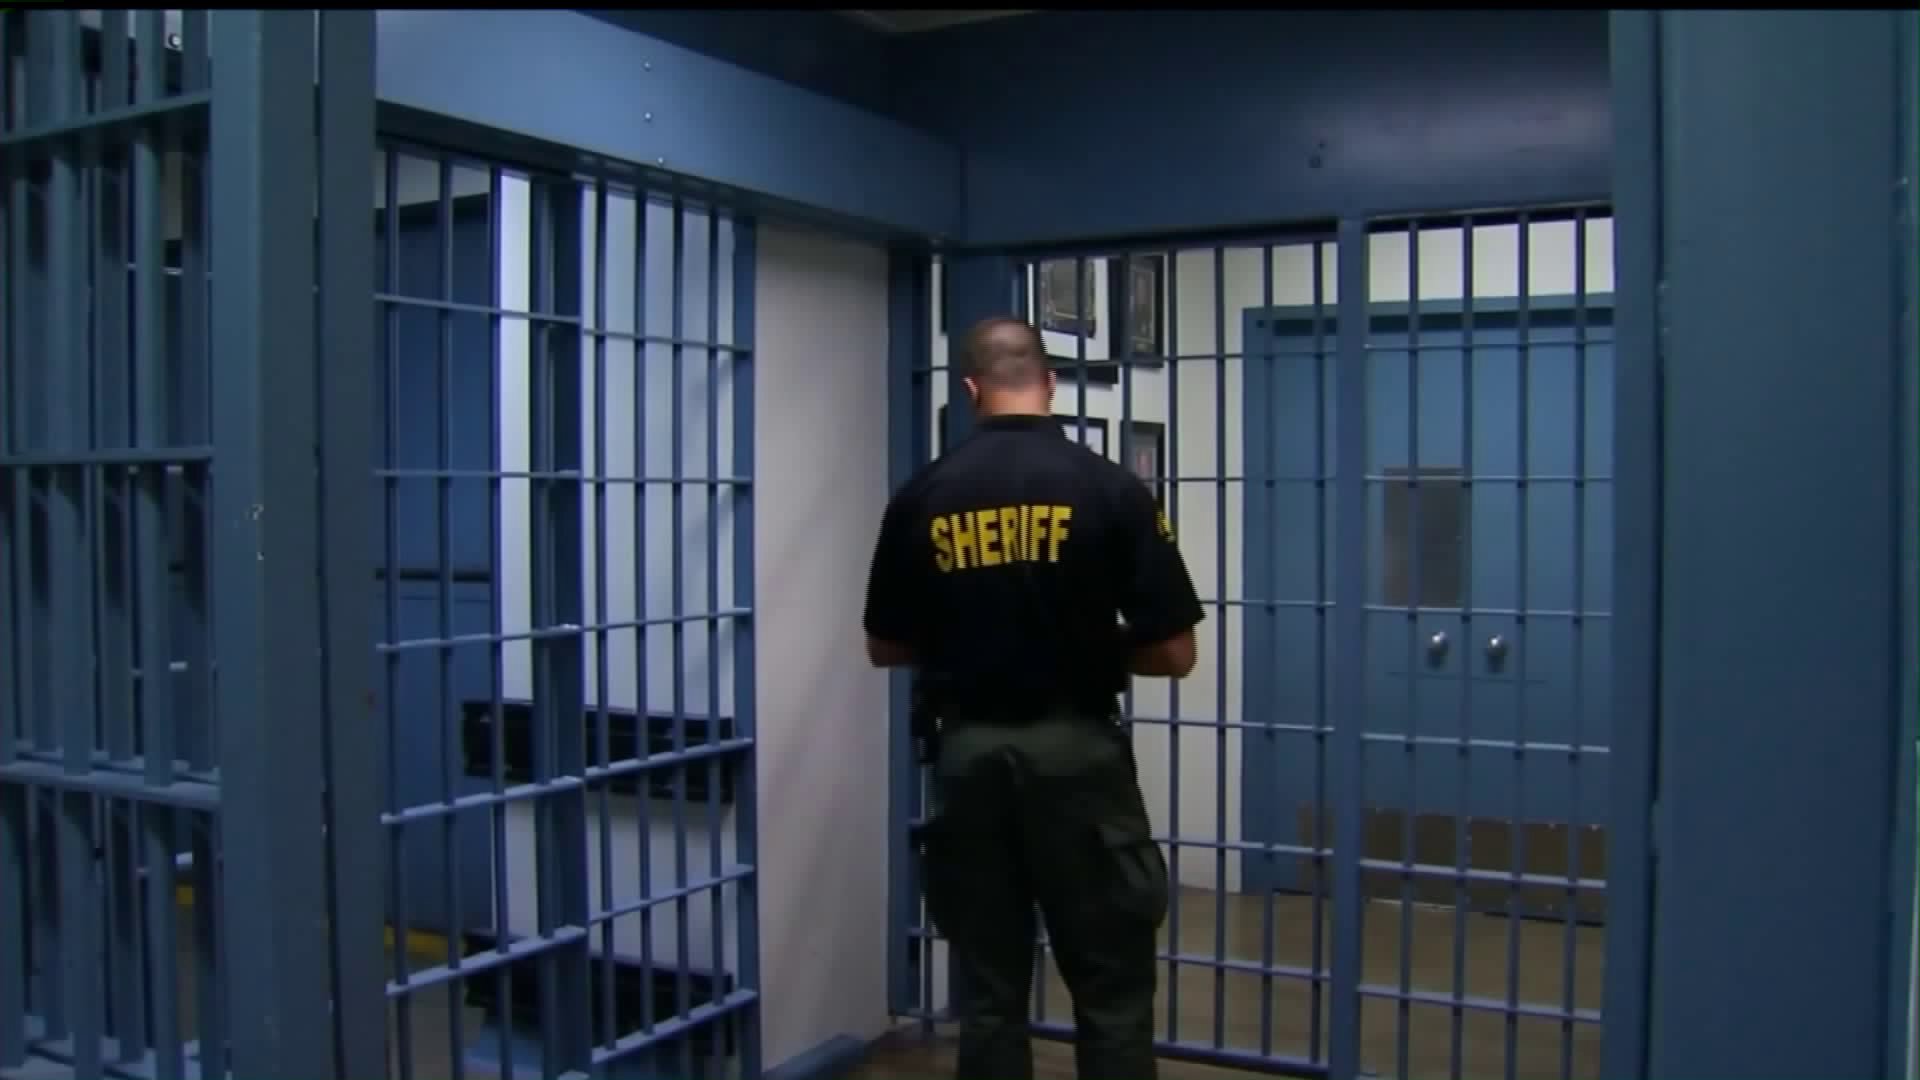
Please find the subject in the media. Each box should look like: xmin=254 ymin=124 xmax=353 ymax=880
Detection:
xmin=862 ymin=494 xmax=921 ymax=668
xmin=866 ymin=638 xmax=917 ymax=668
xmin=1115 ymin=496 xmax=1205 ymax=680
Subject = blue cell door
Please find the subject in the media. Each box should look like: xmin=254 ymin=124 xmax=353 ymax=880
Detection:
xmin=375 ymin=197 xmax=499 ymax=936
xmin=1241 ymin=298 xmax=1615 ymax=902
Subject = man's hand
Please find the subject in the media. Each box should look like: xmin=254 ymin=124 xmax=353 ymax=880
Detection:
xmin=866 ymin=636 xmax=916 ymax=668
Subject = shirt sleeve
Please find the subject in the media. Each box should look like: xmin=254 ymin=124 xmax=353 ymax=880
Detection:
xmin=1114 ymin=483 xmax=1206 ymax=647
xmin=862 ymin=493 xmax=921 ymax=644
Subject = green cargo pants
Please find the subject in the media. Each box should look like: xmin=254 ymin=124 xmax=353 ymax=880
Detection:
xmin=917 ymin=712 xmax=1169 ymax=1080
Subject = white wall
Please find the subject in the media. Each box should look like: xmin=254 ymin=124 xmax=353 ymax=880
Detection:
xmin=749 ymin=223 xmax=894 ymax=1065
xmin=929 ymin=218 xmax=1614 ymax=892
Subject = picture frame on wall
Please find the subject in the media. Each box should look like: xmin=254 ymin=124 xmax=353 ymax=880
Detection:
xmin=1121 ymin=419 xmax=1168 ymax=506
xmin=1055 ymin=413 xmax=1110 ymax=458
xmin=1122 ymin=255 xmax=1166 ymax=361
xmin=1036 ymin=259 xmax=1098 ymax=339
xmin=1027 ymin=255 xmax=1166 ymax=385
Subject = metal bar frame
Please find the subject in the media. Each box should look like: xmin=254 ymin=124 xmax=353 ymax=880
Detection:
xmin=886 ymin=206 xmax=1653 ymax=1080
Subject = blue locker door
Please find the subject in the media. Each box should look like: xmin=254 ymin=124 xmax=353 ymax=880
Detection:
xmin=1244 ymin=302 xmax=1613 ymax=899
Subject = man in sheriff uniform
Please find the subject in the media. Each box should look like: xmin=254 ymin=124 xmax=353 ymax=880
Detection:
xmin=863 ymin=317 xmax=1205 ymax=1080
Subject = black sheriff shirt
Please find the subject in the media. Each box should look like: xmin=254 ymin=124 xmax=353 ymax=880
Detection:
xmin=863 ymin=413 xmax=1206 ymax=711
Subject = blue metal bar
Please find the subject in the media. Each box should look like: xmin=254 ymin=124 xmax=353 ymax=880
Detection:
xmin=884 ymin=248 xmax=930 ymax=1017
xmin=130 ymin=14 xmax=183 ymax=1074
xmin=592 ymin=179 xmax=618 ymax=1060
xmin=1161 ymin=249 xmax=1183 ymax=1046
xmin=668 ymin=198 xmax=694 ymax=1080
xmin=1326 ymin=217 xmax=1369 ymax=1080
xmin=1562 ymin=208 xmax=1592 ymax=1080
xmin=0 ymin=141 xmax=17 ymax=1023
xmin=0 ymin=70 xmax=21 ymax=1024
xmin=1209 ymin=245 xmax=1230 ymax=1053
xmin=434 ymin=152 xmax=470 ymax=1080
xmin=533 ymin=174 xmax=592 ymax=1077
xmin=730 ymin=215 xmax=761 ymax=1079
xmin=1253 ymin=243 xmax=1280 ymax=1061
xmin=177 ymin=7 xmax=216 ymax=777
xmin=1895 ymin=20 xmax=1920 ymax=1080
xmin=485 ymin=162 xmax=518 ymax=1080
xmin=633 ymin=189 xmax=660 ymax=1049
xmin=1395 ymin=222 xmax=1423 ymax=1080
xmin=95 ymin=11 xmax=143 ymax=1065
xmin=95 ymin=6 xmax=134 ymax=768
xmin=703 ymin=209 xmax=727 ymax=1066
xmin=190 ymin=814 xmax=225 ymax=1076
xmin=315 ymin=14 xmax=385 ymax=1079
xmin=38 ymin=12 xmax=106 ymax=1074
xmin=1308 ymin=239 xmax=1331 ymax=1066
xmin=379 ymin=147 xmax=416 ymax=1074
xmin=1502 ymin=214 xmax=1534 ymax=1080
xmin=1449 ymin=216 xmax=1479 ymax=1080
xmin=208 ymin=11 xmax=332 ymax=1076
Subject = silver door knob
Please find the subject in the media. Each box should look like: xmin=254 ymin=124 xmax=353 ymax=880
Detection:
xmin=1426 ymin=631 xmax=1450 ymax=665
xmin=1486 ymin=635 xmax=1510 ymax=666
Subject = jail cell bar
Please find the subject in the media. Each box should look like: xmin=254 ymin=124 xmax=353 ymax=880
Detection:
xmin=0 ymin=9 xmax=379 ymax=1080
xmin=372 ymin=141 xmax=761 ymax=1080
xmin=898 ymin=207 xmax=1624 ymax=1080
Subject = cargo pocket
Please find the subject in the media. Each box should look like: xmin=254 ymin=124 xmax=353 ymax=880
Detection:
xmin=914 ymin=816 xmax=968 ymax=940
xmin=1093 ymin=819 xmax=1170 ymax=930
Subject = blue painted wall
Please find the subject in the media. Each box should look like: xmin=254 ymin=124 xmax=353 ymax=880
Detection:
xmin=1617 ymin=12 xmax=1909 ymax=1079
xmin=375 ymin=12 xmax=1610 ymax=249
xmin=577 ymin=10 xmax=910 ymax=128
xmin=374 ymin=11 xmax=961 ymax=241
xmin=1243 ymin=302 xmax=1614 ymax=892
xmin=894 ymin=11 xmax=1611 ymax=245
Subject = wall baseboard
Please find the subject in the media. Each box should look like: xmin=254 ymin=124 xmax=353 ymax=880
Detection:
xmin=764 ymin=1033 xmax=873 ymax=1080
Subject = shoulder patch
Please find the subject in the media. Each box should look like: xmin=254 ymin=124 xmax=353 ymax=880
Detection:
xmin=1156 ymin=510 xmax=1175 ymax=542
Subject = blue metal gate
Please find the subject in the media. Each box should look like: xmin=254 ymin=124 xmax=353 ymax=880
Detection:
xmin=891 ymin=208 xmax=1641 ymax=1080
xmin=1 ymin=10 xmax=761 ymax=1079
xmin=0 ymin=10 xmax=383 ymax=1079
xmin=368 ymin=138 xmax=762 ymax=1080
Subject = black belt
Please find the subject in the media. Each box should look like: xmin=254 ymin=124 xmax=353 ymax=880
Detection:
xmin=937 ymin=695 xmax=1118 ymax=729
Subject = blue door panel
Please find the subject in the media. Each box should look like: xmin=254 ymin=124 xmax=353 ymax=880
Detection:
xmin=383 ymin=580 xmax=498 ymax=936
xmin=376 ymin=205 xmax=497 ymax=575
xmin=375 ymin=200 xmax=501 ymax=937
xmin=1244 ymin=305 xmax=1614 ymax=894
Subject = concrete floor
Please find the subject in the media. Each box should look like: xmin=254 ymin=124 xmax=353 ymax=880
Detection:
xmin=156 ymin=885 xmax=1601 ymax=1080
xmin=874 ymin=887 xmax=1603 ymax=1080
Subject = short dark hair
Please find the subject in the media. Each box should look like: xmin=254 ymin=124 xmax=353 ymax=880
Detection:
xmin=961 ymin=317 xmax=1048 ymax=390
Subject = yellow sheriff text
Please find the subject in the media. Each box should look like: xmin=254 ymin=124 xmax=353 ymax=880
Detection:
xmin=931 ymin=504 xmax=1073 ymax=572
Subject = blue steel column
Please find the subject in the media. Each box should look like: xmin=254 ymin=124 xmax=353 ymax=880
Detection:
xmin=314 ymin=11 xmax=387 ymax=1079
xmin=924 ymin=252 xmax=1013 ymax=1016
xmin=1326 ymin=217 xmax=1368 ymax=1080
xmin=885 ymin=248 xmax=933 ymax=1016
xmin=939 ymin=255 xmax=1017 ymax=445
xmin=1601 ymin=14 xmax=1661 ymax=1080
xmin=732 ymin=215 xmax=763 ymax=1080
xmin=0 ymin=10 xmax=19 ymax=1062
xmin=208 ymin=10 xmax=335 ymax=1078
xmin=1642 ymin=11 xmax=1907 ymax=1079
xmin=1892 ymin=12 xmax=1919 ymax=1080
